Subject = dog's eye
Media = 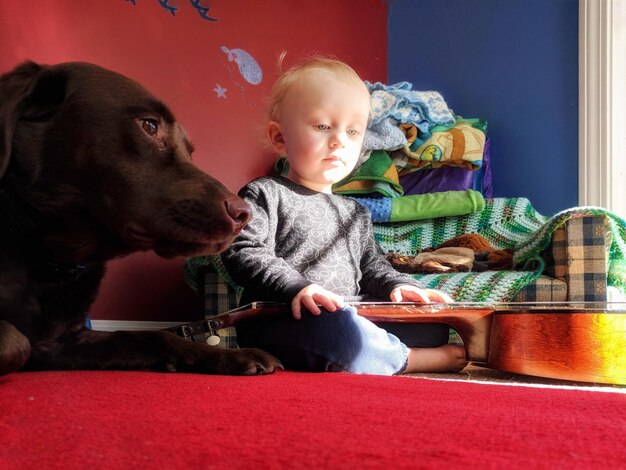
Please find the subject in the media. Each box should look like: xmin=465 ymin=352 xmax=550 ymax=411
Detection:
xmin=141 ymin=119 xmax=159 ymax=137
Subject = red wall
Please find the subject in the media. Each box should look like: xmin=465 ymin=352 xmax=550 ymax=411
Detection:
xmin=0 ymin=1 xmax=387 ymax=321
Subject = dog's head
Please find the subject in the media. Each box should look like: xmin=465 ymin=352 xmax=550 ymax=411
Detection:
xmin=0 ymin=61 xmax=250 ymax=261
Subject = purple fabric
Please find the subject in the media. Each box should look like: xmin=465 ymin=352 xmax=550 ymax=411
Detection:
xmin=399 ymin=137 xmax=492 ymax=197
xmin=481 ymin=137 xmax=493 ymax=197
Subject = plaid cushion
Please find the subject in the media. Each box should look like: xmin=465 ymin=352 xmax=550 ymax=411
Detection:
xmin=513 ymin=275 xmax=567 ymax=301
xmin=201 ymin=268 xmax=240 ymax=348
xmin=544 ymin=215 xmax=608 ymax=301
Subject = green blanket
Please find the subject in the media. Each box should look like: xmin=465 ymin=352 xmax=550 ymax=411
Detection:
xmin=351 ymin=190 xmax=485 ymax=223
xmin=373 ymin=198 xmax=626 ymax=301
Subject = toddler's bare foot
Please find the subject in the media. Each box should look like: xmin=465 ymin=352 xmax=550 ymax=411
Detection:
xmin=404 ymin=344 xmax=467 ymax=373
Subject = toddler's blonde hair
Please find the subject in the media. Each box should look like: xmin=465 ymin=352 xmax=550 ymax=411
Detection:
xmin=267 ymin=55 xmax=369 ymax=122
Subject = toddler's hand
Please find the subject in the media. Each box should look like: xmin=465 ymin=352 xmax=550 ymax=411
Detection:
xmin=291 ymin=284 xmax=345 ymax=320
xmin=390 ymin=285 xmax=453 ymax=304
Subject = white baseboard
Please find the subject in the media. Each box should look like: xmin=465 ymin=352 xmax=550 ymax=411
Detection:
xmin=90 ymin=320 xmax=184 ymax=332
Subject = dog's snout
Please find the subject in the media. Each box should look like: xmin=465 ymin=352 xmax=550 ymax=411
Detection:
xmin=225 ymin=197 xmax=251 ymax=229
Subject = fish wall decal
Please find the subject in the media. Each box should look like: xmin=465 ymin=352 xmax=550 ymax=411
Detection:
xmin=221 ymin=46 xmax=262 ymax=85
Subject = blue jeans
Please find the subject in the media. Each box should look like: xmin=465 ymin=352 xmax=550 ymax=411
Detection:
xmin=235 ymin=305 xmax=449 ymax=376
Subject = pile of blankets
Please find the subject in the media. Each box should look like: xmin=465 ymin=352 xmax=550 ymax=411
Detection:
xmin=331 ymin=81 xmax=489 ymax=222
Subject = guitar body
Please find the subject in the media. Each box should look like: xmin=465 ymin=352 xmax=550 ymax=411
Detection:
xmin=168 ymin=302 xmax=626 ymax=385
xmin=487 ymin=308 xmax=625 ymax=384
xmin=351 ymin=302 xmax=626 ymax=384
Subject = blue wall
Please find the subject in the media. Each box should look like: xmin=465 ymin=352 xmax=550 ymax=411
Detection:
xmin=387 ymin=0 xmax=579 ymax=216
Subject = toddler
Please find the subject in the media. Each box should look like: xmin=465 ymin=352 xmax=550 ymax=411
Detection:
xmin=222 ymin=57 xmax=466 ymax=375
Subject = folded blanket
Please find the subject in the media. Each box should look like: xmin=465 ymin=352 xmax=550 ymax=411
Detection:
xmin=333 ymin=150 xmax=403 ymax=198
xmin=366 ymin=81 xmax=456 ymax=131
xmin=363 ymin=81 xmax=456 ymax=152
xmin=393 ymin=119 xmax=486 ymax=173
xmin=350 ymin=190 xmax=485 ymax=223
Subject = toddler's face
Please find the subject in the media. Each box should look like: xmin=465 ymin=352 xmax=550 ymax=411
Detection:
xmin=270 ymin=70 xmax=370 ymax=193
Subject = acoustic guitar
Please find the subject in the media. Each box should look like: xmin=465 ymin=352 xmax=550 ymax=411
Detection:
xmin=167 ymin=301 xmax=626 ymax=385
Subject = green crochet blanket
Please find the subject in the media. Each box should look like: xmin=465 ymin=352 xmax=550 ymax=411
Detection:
xmin=372 ymin=197 xmax=626 ymax=301
xmin=184 ymin=197 xmax=626 ymax=303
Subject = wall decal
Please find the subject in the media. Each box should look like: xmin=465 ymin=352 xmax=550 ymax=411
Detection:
xmin=127 ymin=0 xmax=218 ymax=22
xmin=213 ymin=84 xmax=227 ymax=98
xmin=158 ymin=0 xmax=178 ymax=16
xmin=189 ymin=0 xmax=217 ymax=21
xmin=220 ymin=47 xmax=263 ymax=85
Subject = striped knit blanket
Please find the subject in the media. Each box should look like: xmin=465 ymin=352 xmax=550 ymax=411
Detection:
xmin=373 ymin=197 xmax=626 ymax=301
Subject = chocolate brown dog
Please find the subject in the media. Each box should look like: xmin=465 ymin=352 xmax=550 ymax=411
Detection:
xmin=0 ymin=61 xmax=280 ymax=376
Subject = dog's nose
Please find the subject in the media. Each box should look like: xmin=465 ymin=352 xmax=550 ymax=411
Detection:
xmin=225 ymin=197 xmax=251 ymax=229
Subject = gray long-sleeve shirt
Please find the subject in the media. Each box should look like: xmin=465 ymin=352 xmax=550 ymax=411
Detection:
xmin=221 ymin=176 xmax=420 ymax=305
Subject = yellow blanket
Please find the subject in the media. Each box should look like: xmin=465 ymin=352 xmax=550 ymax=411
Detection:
xmin=393 ymin=120 xmax=486 ymax=173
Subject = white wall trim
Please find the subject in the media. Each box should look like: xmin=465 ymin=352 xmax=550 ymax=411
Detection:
xmin=579 ymin=0 xmax=626 ymax=218
xmin=611 ymin=0 xmax=626 ymax=218
xmin=91 ymin=320 xmax=183 ymax=331
xmin=579 ymin=0 xmax=611 ymax=208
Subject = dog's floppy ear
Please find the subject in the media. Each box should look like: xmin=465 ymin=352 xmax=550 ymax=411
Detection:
xmin=0 ymin=61 xmax=67 ymax=179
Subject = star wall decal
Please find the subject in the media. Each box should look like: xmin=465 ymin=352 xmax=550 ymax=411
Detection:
xmin=213 ymin=84 xmax=227 ymax=98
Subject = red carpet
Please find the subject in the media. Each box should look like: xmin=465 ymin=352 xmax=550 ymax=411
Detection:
xmin=1 ymin=371 xmax=624 ymax=469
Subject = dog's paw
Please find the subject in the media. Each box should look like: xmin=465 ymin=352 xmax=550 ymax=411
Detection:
xmin=0 ymin=321 xmax=31 ymax=375
xmin=219 ymin=348 xmax=283 ymax=376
